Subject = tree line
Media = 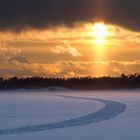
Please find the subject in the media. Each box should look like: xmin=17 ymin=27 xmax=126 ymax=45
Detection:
xmin=0 ymin=73 xmax=140 ymax=90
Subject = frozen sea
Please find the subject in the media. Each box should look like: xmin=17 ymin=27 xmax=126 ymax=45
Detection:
xmin=0 ymin=89 xmax=140 ymax=140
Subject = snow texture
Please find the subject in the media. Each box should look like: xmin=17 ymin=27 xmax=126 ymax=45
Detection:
xmin=0 ymin=94 xmax=126 ymax=135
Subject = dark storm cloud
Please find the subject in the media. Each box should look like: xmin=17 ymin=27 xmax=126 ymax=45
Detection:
xmin=0 ymin=0 xmax=140 ymax=31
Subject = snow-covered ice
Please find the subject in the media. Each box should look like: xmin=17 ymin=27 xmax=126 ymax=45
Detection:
xmin=0 ymin=90 xmax=140 ymax=140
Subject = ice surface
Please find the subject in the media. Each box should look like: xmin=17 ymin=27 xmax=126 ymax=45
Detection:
xmin=0 ymin=90 xmax=140 ymax=140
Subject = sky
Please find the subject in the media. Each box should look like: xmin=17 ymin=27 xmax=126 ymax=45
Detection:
xmin=0 ymin=0 xmax=140 ymax=78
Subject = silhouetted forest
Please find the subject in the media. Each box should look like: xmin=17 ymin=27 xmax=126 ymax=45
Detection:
xmin=0 ymin=73 xmax=140 ymax=90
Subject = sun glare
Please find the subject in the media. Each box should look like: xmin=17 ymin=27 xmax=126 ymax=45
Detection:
xmin=93 ymin=22 xmax=108 ymax=45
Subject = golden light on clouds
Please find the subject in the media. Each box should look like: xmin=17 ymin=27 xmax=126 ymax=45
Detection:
xmin=91 ymin=22 xmax=108 ymax=76
xmin=92 ymin=22 xmax=108 ymax=45
xmin=1 ymin=22 xmax=140 ymax=77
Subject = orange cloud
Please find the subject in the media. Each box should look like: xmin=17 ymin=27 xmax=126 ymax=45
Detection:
xmin=51 ymin=42 xmax=82 ymax=57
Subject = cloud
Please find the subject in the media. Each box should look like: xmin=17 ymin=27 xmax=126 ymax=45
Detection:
xmin=9 ymin=56 xmax=30 ymax=64
xmin=51 ymin=42 xmax=82 ymax=57
xmin=0 ymin=43 xmax=30 ymax=72
xmin=0 ymin=0 xmax=140 ymax=31
xmin=51 ymin=60 xmax=140 ymax=77
xmin=1 ymin=60 xmax=140 ymax=78
xmin=0 ymin=43 xmax=21 ymax=64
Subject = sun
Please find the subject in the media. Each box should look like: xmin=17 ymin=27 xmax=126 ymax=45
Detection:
xmin=92 ymin=22 xmax=108 ymax=45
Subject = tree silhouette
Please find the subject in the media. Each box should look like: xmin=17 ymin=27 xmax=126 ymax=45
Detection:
xmin=0 ymin=74 xmax=140 ymax=90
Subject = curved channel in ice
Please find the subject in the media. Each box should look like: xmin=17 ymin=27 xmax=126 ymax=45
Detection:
xmin=0 ymin=95 xmax=127 ymax=135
